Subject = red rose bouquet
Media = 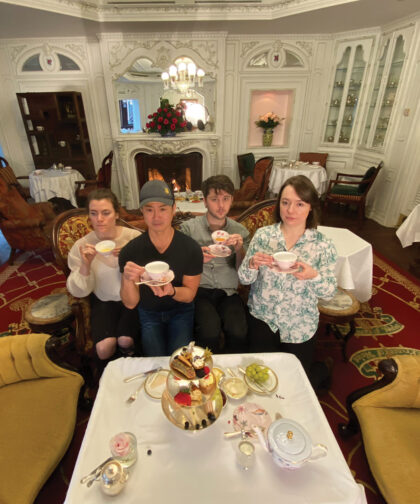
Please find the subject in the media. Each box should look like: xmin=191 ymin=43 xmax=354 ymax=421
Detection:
xmin=146 ymin=98 xmax=187 ymax=136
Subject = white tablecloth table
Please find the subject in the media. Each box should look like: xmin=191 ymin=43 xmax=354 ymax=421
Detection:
xmin=65 ymin=354 xmax=366 ymax=504
xmin=269 ymin=164 xmax=328 ymax=195
xmin=396 ymin=204 xmax=420 ymax=247
xmin=29 ymin=169 xmax=85 ymax=207
xmin=319 ymin=226 xmax=372 ymax=302
xmin=175 ymin=200 xmax=206 ymax=213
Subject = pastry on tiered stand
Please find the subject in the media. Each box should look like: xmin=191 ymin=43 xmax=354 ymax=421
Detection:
xmin=161 ymin=342 xmax=223 ymax=431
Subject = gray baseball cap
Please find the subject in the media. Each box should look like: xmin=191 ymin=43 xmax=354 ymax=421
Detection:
xmin=139 ymin=180 xmax=175 ymax=208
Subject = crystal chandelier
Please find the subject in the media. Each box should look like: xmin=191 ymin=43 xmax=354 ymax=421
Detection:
xmin=161 ymin=58 xmax=205 ymax=93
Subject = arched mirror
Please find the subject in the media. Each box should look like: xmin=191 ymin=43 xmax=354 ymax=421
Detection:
xmin=114 ymin=56 xmax=215 ymax=134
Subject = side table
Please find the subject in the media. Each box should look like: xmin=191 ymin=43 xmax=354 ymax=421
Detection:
xmin=318 ymin=288 xmax=360 ymax=362
xmin=25 ymin=291 xmax=74 ymax=348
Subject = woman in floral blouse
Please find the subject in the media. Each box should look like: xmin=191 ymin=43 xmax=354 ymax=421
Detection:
xmin=238 ymin=175 xmax=337 ymax=387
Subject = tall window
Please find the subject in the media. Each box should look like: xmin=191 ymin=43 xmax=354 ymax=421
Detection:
xmin=119 ymin=99 xmax=141 ymax=133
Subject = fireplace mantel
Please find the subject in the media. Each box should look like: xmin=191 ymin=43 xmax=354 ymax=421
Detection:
xmin=114 ymin=133 xmax=220 ymax=209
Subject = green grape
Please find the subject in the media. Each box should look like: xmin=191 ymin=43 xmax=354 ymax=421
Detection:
xmin=246 ymin=363 xmax=270 ymax=384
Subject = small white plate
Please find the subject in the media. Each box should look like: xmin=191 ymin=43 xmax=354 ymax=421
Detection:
xmin=144 ymin=369 xmax=169 ymax=399
xmin=208 ymin=244 xmax=231 ymax=257
xmin=136 ymin=270 xmax=175 ymax=286
xmin=244 ymin=367 xmax=278 ymax=395
xmin=232 ymin=403 xmax=272 ymax=439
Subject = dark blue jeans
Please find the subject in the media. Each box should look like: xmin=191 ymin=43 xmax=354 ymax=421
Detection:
xmin=138 ymin=302 xmax=194 ymax=356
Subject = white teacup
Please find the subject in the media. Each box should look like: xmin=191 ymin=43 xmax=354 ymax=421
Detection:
xmin=95 ymin=240 xmax=116 ymax=256
xmin=211 ymin=230 xmax=229 ymax=244
xmin=145 ymin=261 xmax=169 ymax=281
xmin=273 ymin=251 xmax=297 ymax=270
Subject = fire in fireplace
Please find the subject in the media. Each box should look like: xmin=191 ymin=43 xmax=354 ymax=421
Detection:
xmin=135 ymin=152 xmax=203 ymax=193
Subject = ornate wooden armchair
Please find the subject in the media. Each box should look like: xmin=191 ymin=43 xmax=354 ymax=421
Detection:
xmin=75 ymin=151 xmax=113 ymax=207
xmin=323 ymin=161 xmax=383 ymax=227
xmin=0 ymin=155 xmax=31 ymax=200
xmin=237 ymin=152 xmax=256 ymax=187
xmin=231 ymin=156 xmax=274 ymax=212
xmin=299 ymin=152 xmax=328 ymax=169
xmin=339 ymin=355 xmax=420 ymax=504
xmin=51 ymin=208 xmax=145 ymax=359
xmin=0 ymin=176 xmax=55 ymax=264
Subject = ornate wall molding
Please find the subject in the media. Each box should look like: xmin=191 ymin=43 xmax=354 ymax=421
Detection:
xmin=107 ymin=37 xmax=220 ymax=79
xmin=241 ymin=40 xmax=309 ymax=71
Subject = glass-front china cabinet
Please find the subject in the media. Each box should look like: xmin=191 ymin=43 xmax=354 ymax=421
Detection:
xmin=324 ymin=40 xmax=372 ymax=145
xmin=362 ymin=28 xmax=413 ymax=149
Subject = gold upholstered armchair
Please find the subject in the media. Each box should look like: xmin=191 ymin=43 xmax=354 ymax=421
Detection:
xmin=339 ymin=354 xmax=420 ymax=504
xmin=0 ymin=333 xmax=84 ymax=504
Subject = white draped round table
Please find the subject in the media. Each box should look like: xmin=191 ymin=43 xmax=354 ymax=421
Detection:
xmin=269 ymin=163 xmax=328 ymax=195
xmin=29 ymin=169 xmax=85 ymax=207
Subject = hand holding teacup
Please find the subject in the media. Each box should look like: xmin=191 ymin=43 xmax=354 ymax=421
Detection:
xmin=123 ymin=261 xmax=145 ymax=283
xmin=224 ymin=233 xmax=243 ymax=252
xmin=79 ymin=243 xmax=97 ymax=268
xmin=201 ymin=246 xmax=215 ymax=263
xmin=272 ymin=251 xmax=318 ymax=279
xmin=249 ymin=251 xmax=274 ymax=270
xmin=292 ymin=261 xmax=318 ymax=280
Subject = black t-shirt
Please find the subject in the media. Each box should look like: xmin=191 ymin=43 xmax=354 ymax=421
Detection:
xmin=119 ymin=230 xmax=203 ymax=311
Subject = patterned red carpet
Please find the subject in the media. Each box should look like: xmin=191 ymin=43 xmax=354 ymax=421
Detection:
xmin=1 ymin=249 xmax=419 ymax=504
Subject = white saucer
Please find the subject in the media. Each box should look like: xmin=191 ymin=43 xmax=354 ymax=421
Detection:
xmin=208 ymin=244 xmax=231 ymax=257
xmin=272 ymin=263 xmax=299 ymax=274
xmin=138 ymin=270 xmax=175 ymax=286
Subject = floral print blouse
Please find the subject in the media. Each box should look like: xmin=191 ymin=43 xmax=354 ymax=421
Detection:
xmin=238 ymin=223 xmax=337 ymax=343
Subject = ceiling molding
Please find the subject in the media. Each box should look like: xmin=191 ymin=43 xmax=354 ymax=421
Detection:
xmin=1 ymin=0 xmax=359 ymax=22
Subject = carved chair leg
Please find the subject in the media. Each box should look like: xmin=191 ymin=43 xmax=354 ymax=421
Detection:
xmin=330 ymin=320 xmax=355 ymax=362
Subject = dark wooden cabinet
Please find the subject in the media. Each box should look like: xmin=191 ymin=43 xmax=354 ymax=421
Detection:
xmin=16 ymin=91 xmax=95 ymax=179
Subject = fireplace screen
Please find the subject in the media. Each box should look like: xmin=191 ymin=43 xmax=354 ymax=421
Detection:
xmin=135 ymin=152 xmax=203 ymax=193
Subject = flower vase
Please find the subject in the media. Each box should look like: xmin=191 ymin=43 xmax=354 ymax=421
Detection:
xmin=160 ymin=131 xmax=176 ymax=137
xmin=110 ymin=432 xmax=137 ymax=468
xmin=262 ymin=128 xmax=273 ymax=147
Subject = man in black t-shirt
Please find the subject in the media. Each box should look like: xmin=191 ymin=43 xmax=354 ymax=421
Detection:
xmin=119 ymin=180 xmax=203 ymax=356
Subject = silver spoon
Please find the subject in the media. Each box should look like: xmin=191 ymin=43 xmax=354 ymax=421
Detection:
xmin=126 ymin=379 xmax=145 ymax=403
xmin=80 ymin=457 xmax=114 ymax=485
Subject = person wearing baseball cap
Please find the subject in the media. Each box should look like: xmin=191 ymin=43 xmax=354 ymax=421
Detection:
xmin=119 ymin=180 xmax=203 ymax=356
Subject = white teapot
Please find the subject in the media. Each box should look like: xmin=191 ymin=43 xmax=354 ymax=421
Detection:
xmin=267 ymin=419 xmax=327 ymax=470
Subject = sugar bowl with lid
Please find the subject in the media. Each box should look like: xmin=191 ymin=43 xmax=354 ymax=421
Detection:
xmin=267 ymin=418 xmax=327 ymax=470
xmin=100 ymin=459 xmax=129 ymax=496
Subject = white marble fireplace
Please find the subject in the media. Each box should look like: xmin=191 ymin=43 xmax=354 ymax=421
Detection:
xmin=114 ymin=133 xmax=220 ymax=209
